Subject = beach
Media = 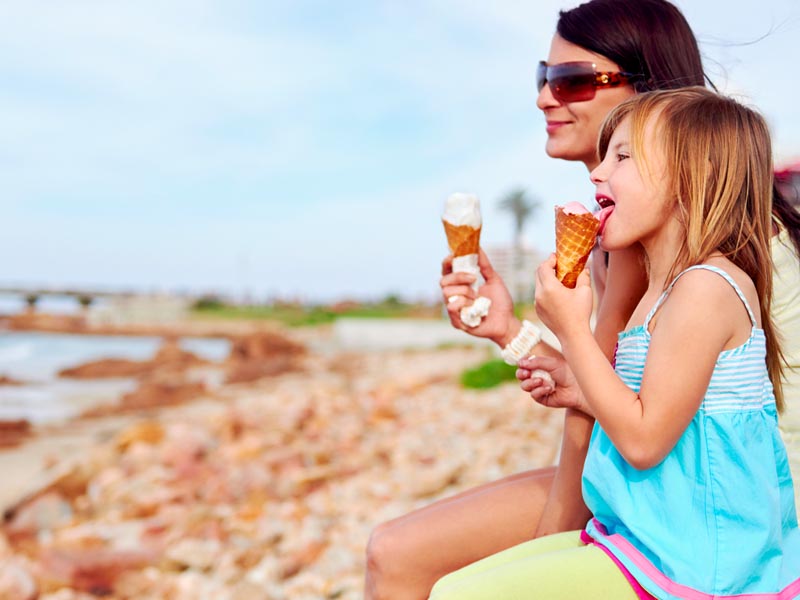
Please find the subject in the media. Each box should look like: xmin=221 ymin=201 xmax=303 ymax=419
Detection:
xmin=0 ymin=317 xmax=564 ymax=599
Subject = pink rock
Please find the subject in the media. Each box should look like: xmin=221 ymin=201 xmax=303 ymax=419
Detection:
xmin=40 ymin=547 xmax=155 ymax=595
xmin=0 ymin=558 xmax=38 ymax=600
xmin=6 ymin=491 xmax=73 ymax=538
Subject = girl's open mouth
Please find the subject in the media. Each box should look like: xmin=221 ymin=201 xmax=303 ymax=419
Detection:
xmin=595 ymin=196 xmax=615 ymax=236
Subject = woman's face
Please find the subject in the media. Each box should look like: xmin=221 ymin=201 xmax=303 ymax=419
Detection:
xmin=537 ymin=34 xmax=636 ymax=170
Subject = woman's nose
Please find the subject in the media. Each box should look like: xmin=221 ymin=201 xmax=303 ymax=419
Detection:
xmin=536 ymin=81 xmax=560 ymax=111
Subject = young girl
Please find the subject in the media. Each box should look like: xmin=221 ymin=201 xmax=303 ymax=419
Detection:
xmin=429 ymin=87 xmax=800 ymax=599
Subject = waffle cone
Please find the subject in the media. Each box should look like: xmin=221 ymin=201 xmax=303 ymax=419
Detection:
xmin=442 ymin=221 xmax=481 ymax=257
xmin=555 ymin=207 xmax=600 ymax=288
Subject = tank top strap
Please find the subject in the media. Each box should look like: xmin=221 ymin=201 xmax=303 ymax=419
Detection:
xmin=643 ymin=264 xmax=757 ymax=331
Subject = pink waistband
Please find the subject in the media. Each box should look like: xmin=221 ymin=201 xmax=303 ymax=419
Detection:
xmin=585 ymin=519 xmax=800 ymax=600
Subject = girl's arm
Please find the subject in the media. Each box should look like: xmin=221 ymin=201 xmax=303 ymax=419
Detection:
xmin=520 ymin=245 xmax=649 ymax=411
xmin=537 ymin=261 xmax=745 ymax=470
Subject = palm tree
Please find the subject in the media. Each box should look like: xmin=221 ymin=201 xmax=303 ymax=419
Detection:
xmin=498 ymin=187 xmax=541 ymax=302
xmin=24 ymin=293 xmax=39 ymax=314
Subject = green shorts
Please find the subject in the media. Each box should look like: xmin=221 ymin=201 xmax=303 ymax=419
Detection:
xmin=429 ymin=530 xmax=642 ymax=599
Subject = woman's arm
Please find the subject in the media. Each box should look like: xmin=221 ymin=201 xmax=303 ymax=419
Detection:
xmin=533 ymin=408 xmax=593 ymax=536
xmin=593 ymin=245 xmax=648 ymax=347
xmin=440 ymin=249 xmax=561 ymax=357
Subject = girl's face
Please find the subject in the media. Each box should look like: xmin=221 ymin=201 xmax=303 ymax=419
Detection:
xmin=537 ymin=34 xmax=636 ymax=170
xmin=590 ymin=115 xmax=673 ymax=252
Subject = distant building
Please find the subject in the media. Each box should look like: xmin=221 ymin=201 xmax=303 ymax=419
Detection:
xmin=88 ymin=294 xmax=191 ymax=326
xmin=484 ymin=244 xmax=544 ymax=304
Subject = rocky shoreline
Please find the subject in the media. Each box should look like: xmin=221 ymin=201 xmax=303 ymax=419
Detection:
xmin=0 ymin=320 xmax=563 ymax=599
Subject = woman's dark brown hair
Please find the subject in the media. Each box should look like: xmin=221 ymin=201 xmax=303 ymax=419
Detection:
xmin=557 ymin=0 xmax=709 ymax=91
xmin=561 ymin=0 xmax=800 ymax=260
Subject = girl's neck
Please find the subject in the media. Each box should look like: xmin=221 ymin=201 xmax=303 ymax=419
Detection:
xmin=640 ymin=220 xmax=685 ymax=290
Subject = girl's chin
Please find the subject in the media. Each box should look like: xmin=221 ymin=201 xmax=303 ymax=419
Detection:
xmin=597 ymin=236 xmax=621 ymax=253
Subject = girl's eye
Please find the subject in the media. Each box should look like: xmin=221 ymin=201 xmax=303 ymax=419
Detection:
xmin=616 ymin=153 xmax=629 ymax=162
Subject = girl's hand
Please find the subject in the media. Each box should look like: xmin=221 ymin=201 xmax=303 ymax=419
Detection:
xmin=534 ymin=254 xmax=594 ymax=340
xmin=440 ymin=249 xmax=519 ymax=347
xmin=517 ymin=355 xmax=593 ymax=416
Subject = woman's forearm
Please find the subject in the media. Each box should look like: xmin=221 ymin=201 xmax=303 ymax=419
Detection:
xmin=534 ymin=408 xmax=593 ymax=537
xmin=534 ymin=246 xmax=647 ymax=535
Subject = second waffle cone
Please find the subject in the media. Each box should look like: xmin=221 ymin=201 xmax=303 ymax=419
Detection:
xmin=555 ymin=207 xmax=600 ymax=288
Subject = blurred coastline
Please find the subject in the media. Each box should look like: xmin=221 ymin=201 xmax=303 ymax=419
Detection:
xmin=0 ymin=299 xmax=562 ymax=599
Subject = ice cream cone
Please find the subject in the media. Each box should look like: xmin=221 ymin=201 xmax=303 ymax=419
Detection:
xmin=442 ymin=220 xmax=481 ymax=257
xmin=555 ymin=205 xmax=600 ymax=289
xmin=442 ymin=192 xmax=491 ymax=327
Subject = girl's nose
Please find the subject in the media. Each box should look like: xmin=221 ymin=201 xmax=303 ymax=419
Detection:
xmin=590 ymin=163 xmax=606 ymax=184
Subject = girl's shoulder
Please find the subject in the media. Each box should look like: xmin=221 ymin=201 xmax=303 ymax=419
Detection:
xmin=668 ymin=258 xmax=760 ymax=327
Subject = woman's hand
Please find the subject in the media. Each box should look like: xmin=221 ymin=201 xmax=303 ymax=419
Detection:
xmin=440 ymin=249 xmax=519 ymax=347
xmin=534 ymin=254 xmax=594 ymax=341
xmin=516 ymin=355 xmax=592 ymax=416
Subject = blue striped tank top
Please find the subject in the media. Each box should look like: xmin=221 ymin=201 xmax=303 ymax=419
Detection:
xmin=582 ymin=265 xmax=800 ymax=599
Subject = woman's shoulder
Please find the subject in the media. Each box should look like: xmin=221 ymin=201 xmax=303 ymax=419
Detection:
xmin=773 ymin=226 xmax=800 ymax=270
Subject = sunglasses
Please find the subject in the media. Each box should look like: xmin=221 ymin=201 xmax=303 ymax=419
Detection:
xmin=537 ymin=61 xmax=638 ymax=103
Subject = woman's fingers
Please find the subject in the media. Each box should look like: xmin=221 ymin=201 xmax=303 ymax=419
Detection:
xmin=441 ymin=254 xmax=454 ymax=276
xmin=440 ymin=271 xmax=477 ymax=287
xmin=441 ymin=285 xmax=476 ymax=304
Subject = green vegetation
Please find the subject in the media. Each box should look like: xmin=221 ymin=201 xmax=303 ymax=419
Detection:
xmin=190 ymin=295 xmax=440 ymax=327
xmin=460 ymin=358 xmax=518 ymax=389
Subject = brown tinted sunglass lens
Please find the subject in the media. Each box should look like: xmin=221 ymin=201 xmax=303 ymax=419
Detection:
xmin=551 ymin=72 xmax=596 ymax=103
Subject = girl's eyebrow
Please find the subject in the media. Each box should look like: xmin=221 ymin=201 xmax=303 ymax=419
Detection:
xmin=611 ymin=139 xmax=629 ymax=149
xmin=608 ymin=139 xmax=630 ymax=154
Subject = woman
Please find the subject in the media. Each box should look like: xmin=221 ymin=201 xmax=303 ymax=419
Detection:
xmin=432 ymin=85 xmax=800 ymax=600
xmin=364 ymin=1 xmax=800 ymax=598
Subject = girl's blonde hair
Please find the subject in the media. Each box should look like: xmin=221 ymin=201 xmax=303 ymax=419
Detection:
xmin=598 ymin=87 xmax=783 ymax=410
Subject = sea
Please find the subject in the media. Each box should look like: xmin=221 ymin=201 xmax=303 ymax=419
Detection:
xmin=0 ymin=295 xmax=230 ymax=424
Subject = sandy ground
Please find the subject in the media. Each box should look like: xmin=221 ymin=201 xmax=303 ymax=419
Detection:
xmin=0 ymin=321 xmax=564 ymax=599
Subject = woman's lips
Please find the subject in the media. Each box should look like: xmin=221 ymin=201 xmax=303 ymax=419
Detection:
xmin=546 ymin=121 xmax=570 ymax=134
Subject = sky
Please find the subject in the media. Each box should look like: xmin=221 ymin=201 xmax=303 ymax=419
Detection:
xmin=1 ymin=0 xmax=799 ymax=303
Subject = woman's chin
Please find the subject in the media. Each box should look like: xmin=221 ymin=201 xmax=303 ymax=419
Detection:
xmin=544 ymin=141 xmax=595 ymax=166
